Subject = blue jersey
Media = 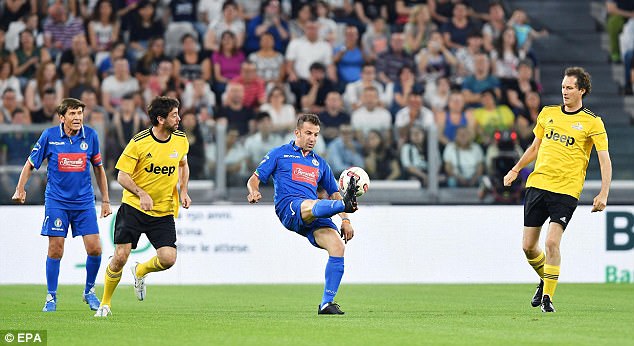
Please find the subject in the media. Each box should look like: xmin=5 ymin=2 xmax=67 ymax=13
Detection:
xmin=28 ymin=124 xmax=103 ymax=209
xmin=254 ymin=140 xmax=339 ymax=215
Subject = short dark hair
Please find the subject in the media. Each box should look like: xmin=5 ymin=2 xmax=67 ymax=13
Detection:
xmin=147 ymin=96 xmax=180 ymax=126
xmin=309 ymin=62 xmax=326 ymax=72
xmin=296 ymin=113 xmax=321 ymax=129
xmin=564 ymin=66 xmax=592 ymax=97
xmin=255 ymin=111 xmax=271 ymax=121
xmin=57 ymin=98 xmax=86 ymax=116
xmin=43 ymin=87 xmax=57 ymax=96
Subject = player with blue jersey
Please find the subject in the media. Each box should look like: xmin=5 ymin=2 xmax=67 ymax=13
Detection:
xmin=247 ymin=113 xmax=358 ymax=315
xmin=12 ymin=98 xmax=112 ymax=312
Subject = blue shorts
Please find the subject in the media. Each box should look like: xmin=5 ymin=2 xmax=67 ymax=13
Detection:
xmin=41 ymin=207 xmax=99 ymax=238
xmin=277 ymin=198 xmax=338 ymax=248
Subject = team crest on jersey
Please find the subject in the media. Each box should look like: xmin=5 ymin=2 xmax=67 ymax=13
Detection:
xmin=80 ymin=141 xmax=88 ymax=150
xmin=170 ymin=150 xmax=179 ymax=159
xmin=571 ymin=122 xmax=583 ymax=131
xmin=312 ymin=158 xmax=319 ymax=166
xmin=54 ymin=218 xmax=62 ymax=228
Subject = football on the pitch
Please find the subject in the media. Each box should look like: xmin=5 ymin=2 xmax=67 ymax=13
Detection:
xmin=339 ymin=167 xmax=370 ymax=197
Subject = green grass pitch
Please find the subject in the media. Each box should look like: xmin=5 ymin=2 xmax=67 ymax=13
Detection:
xmin=1 ymin=284 xmax=632 ymax=345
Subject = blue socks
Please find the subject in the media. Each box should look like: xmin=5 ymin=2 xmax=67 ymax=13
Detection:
xmin=321 ymin=256 xmax=344 ymax=308
xmin=46 ymin=257 xmax=61 ymax=299
xmin=312 ymin=200 xmax=345 ymax=218
xmin=85 ymin=255 xmax=101 ymax=294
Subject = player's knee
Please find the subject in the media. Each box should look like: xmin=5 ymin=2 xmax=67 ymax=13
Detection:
xmin=86 ymin=244 xmax=102 ymax=257
xmin=47 ymin=244 xmax=64 ymax=259
xmin=544 ymin=238 xmax=560 ymax=254
xmin=159 ymin=256 xmax=176 ymax=269
xmin=327 ymin=240 xmax=345 ymax=257
xmin=522 ymin=244 xmax=538 ymax=256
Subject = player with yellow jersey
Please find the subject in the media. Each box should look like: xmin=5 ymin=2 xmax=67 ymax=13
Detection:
xmin=504 ymin=67 xmax=612 ymax=313
xmin=95 ymin=97 xmax=191 ymax=317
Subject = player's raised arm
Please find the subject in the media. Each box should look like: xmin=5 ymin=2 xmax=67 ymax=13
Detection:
xmin=592 ymin=150 xmax=612 ymax=212
xmin=179 ymin=157 xmax=191 ymax=209
xmin=117 ymin=170 xmax=153 ymax=211
xmin=12 ymin=159 xmax=35 ymax=204
xmin=246 ymin=173 xmax=262 ymax=203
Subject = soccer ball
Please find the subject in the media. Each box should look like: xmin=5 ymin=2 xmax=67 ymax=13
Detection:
xmin=339 ymin=167 xmax=370 ymax=197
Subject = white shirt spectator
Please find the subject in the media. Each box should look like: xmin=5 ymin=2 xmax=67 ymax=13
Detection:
xmin=208 ymin=18 xmax=245 ymax=42
xmin=244 ymin=132 xmax=285 ymax=168
xmin=285 ymin=37 xmax=333 ymax=80
xmin=343 ymin=80 xmax=389 ymax=112
xmin=198 ymin=0 xmax=224 ymax=25
xmin=442 ymin=142 xmax=484 ymax=179
xmin=0 ymin=77 xmax=23 ymax=104
xmin=394 ymin=106 xmax=435 ymax=130
xmin=259 ymin=103 xmax=296 ymax=131
xmin=181 ymin=81 xmax=215 ymax=111
xmin=350 ymin=106 xmax=392 ymax=134
xmin=101 ymin=75 xmax=140 ymax=109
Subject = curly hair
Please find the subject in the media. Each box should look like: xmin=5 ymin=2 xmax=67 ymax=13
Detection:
xmin=564 ymin=66 xmax=592 ymax=97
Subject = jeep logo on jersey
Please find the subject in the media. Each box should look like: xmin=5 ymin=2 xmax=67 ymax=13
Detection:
xmin=58 ymin=153 xmax=86 ymax=172
xmin=545 ymin=129 xmax=575 ymax=146
xmin=292 ymin=163 xmax=318 ymax=186
xmin=145 ymin=163 xmax=176 ymax=176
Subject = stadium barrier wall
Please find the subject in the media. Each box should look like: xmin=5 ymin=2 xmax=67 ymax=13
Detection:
xmin=1 ymin=205 xmax=632 ymax=285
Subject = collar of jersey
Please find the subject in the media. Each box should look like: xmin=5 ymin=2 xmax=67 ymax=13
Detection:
xmin=290 ymin=140 xmax=314 ymax=157
xmin=149 ymin=127 xmax=171 ymax=143
xmin=560 ymin=104 xmax=583 ymax=115
xmin=58 ymin=123 xmax=86 ymax=139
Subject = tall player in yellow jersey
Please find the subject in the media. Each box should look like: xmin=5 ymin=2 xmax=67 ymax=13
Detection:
xmin=95 ymin=97 xmax=191 ymax=317
xmin=504 ymin=67 xmax=612 ymax=313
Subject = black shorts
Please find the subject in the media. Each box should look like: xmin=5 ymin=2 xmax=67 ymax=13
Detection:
xmin=114 ymin=203 xmax=176 ymax=249
xmin=524 ymin=187 xmax=578 ymax=230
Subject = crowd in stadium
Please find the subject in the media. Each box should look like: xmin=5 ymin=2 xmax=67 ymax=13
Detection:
xmin=0 ymin=0 xmax=554 ymax=194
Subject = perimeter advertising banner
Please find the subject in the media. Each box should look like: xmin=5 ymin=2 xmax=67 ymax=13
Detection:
xmin=0 ymin=205 xmax=632 ymax=284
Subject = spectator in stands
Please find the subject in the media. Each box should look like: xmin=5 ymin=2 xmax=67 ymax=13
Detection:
xmin=391 ymin=65 xmax=424 ymax=115
xmin=168 ymin=0 xmax=200 ymax=26
xmin=0 ymin=88 xmax=22 ymax=123
xmin=424 ymin=76 xmax=451 ymax=113
xmin=416 ymin=30 xmax=457 ymax=88
xmin=319 ymin=91 xmax=351 ymax=144
xmin=289 ymin=3 xmax=315 ymax=39
xmin=343 ymin=62 xmax=388 ymax=112
xmin=98 ymin=41 xmax=126 ymax=79
xmin=136 ymin=37 xmax=168 ymax=86
xmin=65 ymin=56 xmax=100 ymax=100
xmin=244 ymin=0 xmax=290 ymax=54
xmin=43 ymin=3 xmax=85 ymax=56
xmin=473 ymin=88 xmax=515 ymax=146
xmin=199 ymin=0 xmax=224 ymax=30
xmin=0 ymin=0 xmax=31 ymax=31
xmin=400 ymin=126 xmax=433 ymax=187
xmin=481 ymin=0 xmax=506 ymax=53
xmin=333 ymin=25 xmax=365 ymax=86
xmin=25 ymin=61 xmax=63 ymax=113
xmin=213 ymin=30 xmax=246 ymax=96
xmin=350 ymin=86 xmax=392 ymax=135
xmin=231 ymin=61 xmax=266 ymax=110
xmin=0 ymin=107 xmax=34 ymax=164
xmin=428 ymin=0 xmax=454 ymax=26
xmin=361 ymin=17 xmax=390 ymax=63
xmin=443 ymin=126 xmax=484 ymax=188
xmin=0 ymin=59 xmax=23 ymax=105
xmin=455 ymin=31 xmax=484 ymax=85
xmin=128 ymin=1 xmax=165 ymax=58
xmin=144 ymin=59 xmax=180 ymax=102
xmin=182 ymin=78 xmax=215 ymax=114
xmin=515 ymin=90 xmax=541 ymax=150
xmin=376 ymin=32 xmax=414 ymax=85
xmin=327 ymin=123 xmax=365 ymax=176
xmin=244 ymin=111 xmax=285 ymax=172
xmin=461 ymin=53 xmax=501 ymax=107
xmin=236 ymin=0 xmax=261 ymax=20
xmin=316 ymin=1 xmax=337 ymax=44
xmin=259 ymin=86 xmax=296 ymax=133
xmin=394 ymin=92 xmax=435 ymax=145
xmin=490 ymin=27 xmax=525 ymax=82
xmin=30 ymin=88 xmax=58 ymax=124
xmin=354 ymin=0 xmax=387 ymax=26
xmin=173 ymin=34 xmax=211 ymax=86
xmin=88 ymin=0 xmax=120 ymax=58
xmin=204 ymin=1 xmax=245 ymax=51
xmin=10 ymin=30 xmax=51 ymax=87
xmin=435 ymin=91 xmax=475 ymax=147
xmin=507 ymin=8 xmax=548 ymax=54
xmin=248 ymin=32 xmax=285 ymax=84
xmin=59 ymin=34 xmax=93 ymax=79
xmin=441 ymin=2 xmax=478 ymax=50
xmin=503 ymin=59 xmax=539 ymax=112
xmin=80 ymin=88 xmax=108 ymax=126
xmin=364 ymin=129 xmax=401 ymax=180
xmin=216 ymin=82 xmax=255 ymax=136
xmin=206 ymin=126 xmax=248 ymax=185
xmin=180 ymin=109 xmax=207 ymax=179
xmin=106 ymin=93 xmax=144 ymax=175
xmin=101 ymin=57 xmax=140 ymax=114
xmin=0 ymin=29 xmax=9 ymax=61
xmin=5 ymin=13 xmax=44 ymax=53
xmin=404 ymin=4 xmax=436 ymax=54
xmin=286 ymin=20 xmax=335 ymax=83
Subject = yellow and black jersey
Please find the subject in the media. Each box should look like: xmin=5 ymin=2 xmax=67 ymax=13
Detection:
xmin=116 ymin=128 xmax=189 ymax=217
xmin=527 ymin=105 xmax=608 ymax=199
